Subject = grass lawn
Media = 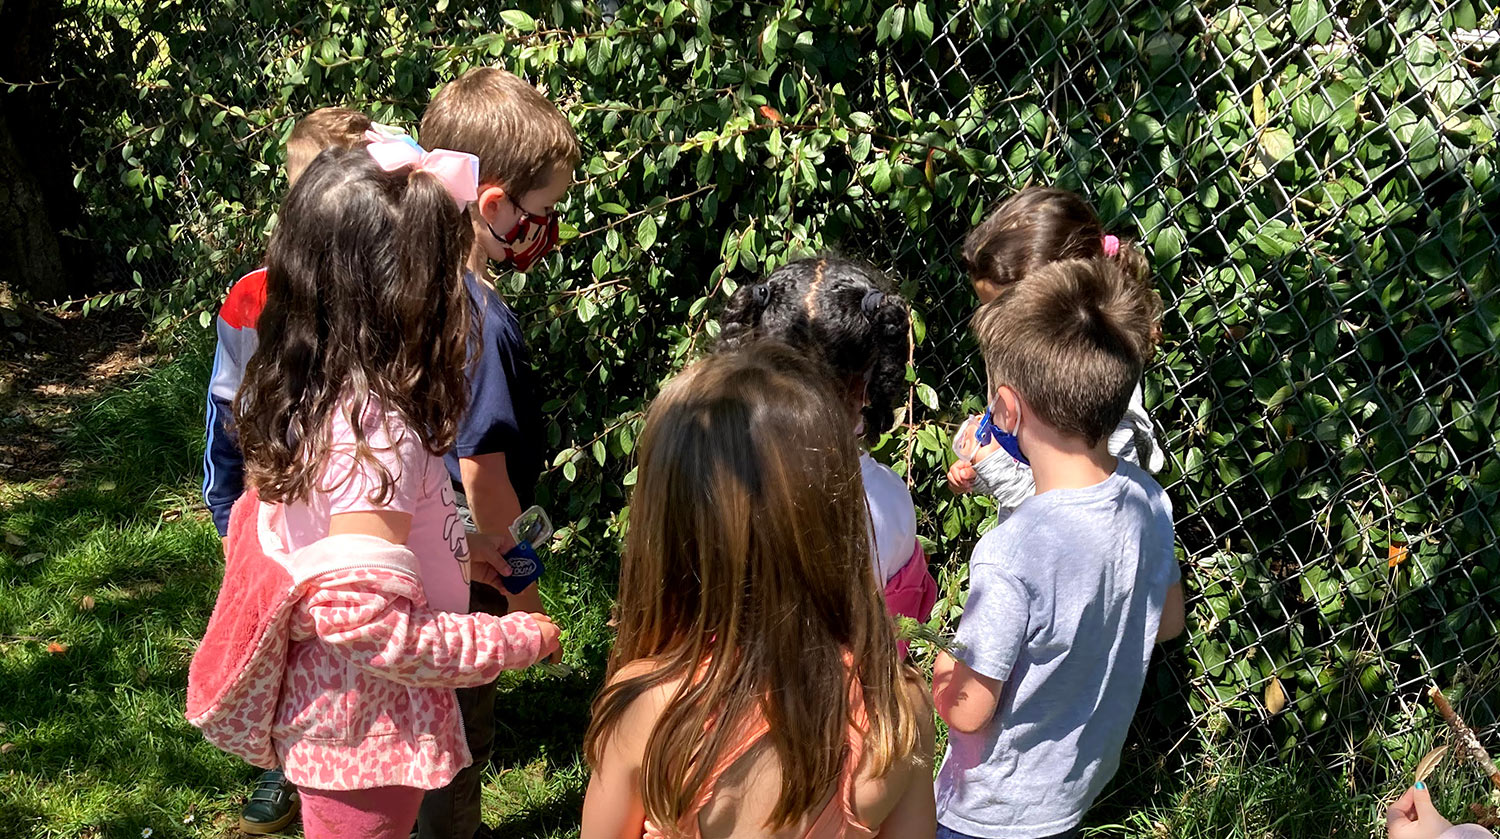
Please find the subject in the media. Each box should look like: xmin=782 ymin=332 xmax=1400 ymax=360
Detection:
xmin=0 ymin=335 xmax=1486 ymax=838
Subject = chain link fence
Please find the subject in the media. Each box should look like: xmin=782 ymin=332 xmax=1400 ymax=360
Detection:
xmin=837 ymin=0 xmax=1500 ymax=818
xmin=15 ymin=0 xmax=1500 ymax=832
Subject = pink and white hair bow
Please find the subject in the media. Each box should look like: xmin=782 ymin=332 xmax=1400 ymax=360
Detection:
xmin=1101 ymin=234 xmax=1120 ymax=257
xmin=364 ymin=129 xmax=480 ymax=209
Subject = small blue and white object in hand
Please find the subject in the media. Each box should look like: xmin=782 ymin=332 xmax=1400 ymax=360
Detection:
xmin=500 ymin=505 xmax=553 ymax=595
xmin=954 ymin=405 xmax=1029 ymax=466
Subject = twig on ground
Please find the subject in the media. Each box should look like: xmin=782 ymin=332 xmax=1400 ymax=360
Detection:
xmin=1430 ymin=683 xmax=1500 ymax=790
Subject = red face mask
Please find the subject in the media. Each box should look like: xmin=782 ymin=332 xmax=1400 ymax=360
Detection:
xmin=487 ymin=197 xmax=560 ymax=273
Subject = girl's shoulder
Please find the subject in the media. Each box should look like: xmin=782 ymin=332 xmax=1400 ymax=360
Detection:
xmin=597 ymin=658 xmax=687 ymax=767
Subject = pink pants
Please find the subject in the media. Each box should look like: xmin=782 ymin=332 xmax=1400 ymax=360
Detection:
xmin=299 ymin=785 xmax=425 ymax=839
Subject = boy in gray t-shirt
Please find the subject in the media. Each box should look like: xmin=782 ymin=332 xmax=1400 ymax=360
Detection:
xmin=933 ymin=254 xmax=1186 ymax=839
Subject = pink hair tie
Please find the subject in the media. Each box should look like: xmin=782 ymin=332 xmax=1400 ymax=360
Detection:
xmin=1102 ymin=234 xmax=1120 ymax=257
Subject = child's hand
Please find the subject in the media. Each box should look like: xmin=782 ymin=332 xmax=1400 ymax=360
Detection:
xmin=531 ymin=612 xmax=564 ymax=665
xmin=1387 ymin=784 xmax=1454 ymax=839
xmin=948 ymin=460 xmax=976 ymax=494
xmin=467 ymin=531 xmax=518 ymax=591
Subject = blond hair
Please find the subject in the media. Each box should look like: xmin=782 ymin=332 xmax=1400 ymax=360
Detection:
xmin=284 ymin=107 xmax=372 ymax=186
xmin=585 ymin=343 xmax=924 ymax=831
xmin=419 ymin=67 xmax=580 ymax=197
xmin=973 ymin=258 xmax=1162 ymax=444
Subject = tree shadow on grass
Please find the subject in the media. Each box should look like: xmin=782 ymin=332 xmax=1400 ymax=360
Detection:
xmin=0 ymin=345 xmax=256 ymax=837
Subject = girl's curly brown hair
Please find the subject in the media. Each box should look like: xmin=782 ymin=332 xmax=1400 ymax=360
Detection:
xmin=235 ymin=146 xmax=475 ymax=506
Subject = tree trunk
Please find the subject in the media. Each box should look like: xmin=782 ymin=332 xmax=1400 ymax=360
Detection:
xmin=0 ymin=98 xmax=65 ymax=300
xmin=0 ymin=0 xmax=83 ymax=302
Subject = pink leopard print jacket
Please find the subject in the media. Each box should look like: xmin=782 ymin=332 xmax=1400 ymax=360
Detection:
xmin=187 ymin=491 xmax=546 ymax=791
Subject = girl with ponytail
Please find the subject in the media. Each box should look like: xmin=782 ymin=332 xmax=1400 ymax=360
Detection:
xmin=717 ymin=257 xmax=939 ymax=634
xmin=191 ymin=143 xmax=559 ymax=839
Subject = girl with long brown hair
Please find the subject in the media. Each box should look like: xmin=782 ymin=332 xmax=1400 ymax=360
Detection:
xmin=190 ymin=141 xmax=559 ymax=839
xmin=580 ymin=343 xmax=936 ymax=839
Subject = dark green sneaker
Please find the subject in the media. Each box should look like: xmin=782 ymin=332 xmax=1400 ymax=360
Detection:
xmin=238 ymin=768 xmax=299 ymax=835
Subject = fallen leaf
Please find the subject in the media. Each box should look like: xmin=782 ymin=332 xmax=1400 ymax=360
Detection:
xmin=4 ymin=533 xmax=24 ymax=547
xmin=18 ymin=553 xmax=44 ymax=566
xmin=1415 ymin=744 xmax=1450 ymax=783
xmin=160 ymin=509 xmax=182 ymax=522
xmin=46 ymin=642 xmax=68 ymax=655
xmin=1264 ymin=676 xmax=1288 ymax=715
xmin=79 ymin=595 xmax=96 ymax=612
xmin=1389 ymin=543 xmax=1409 ymax=568
xmin=136 ymin=667 xmax=150 ymax=683
xmin=0 ymin=743 xmax=13 ymax=754
xmin=759 ymin=105 xmax=783 ymax=123
xmin=99 ymin=481 xmax=116 ymax=492
xmin=46 ymin=476 xmax=65 ymax=491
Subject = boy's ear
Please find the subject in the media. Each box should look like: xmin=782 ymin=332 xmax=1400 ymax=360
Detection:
xmin=996 ymin=385 xmax=1023 ymax=431
xmin=475 ymin=184 xmax=507 ymax=221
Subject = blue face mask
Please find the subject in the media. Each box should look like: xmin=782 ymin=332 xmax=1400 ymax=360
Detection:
xmin=975 ymin=404 xmax=1028 ymax=465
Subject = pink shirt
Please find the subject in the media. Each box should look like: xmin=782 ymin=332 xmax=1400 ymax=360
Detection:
xmin=270 ymin=402 xmax=471 ymax=614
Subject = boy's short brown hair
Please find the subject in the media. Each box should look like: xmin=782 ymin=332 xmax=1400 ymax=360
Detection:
xmin=419 ymin=67 xmax=580 ymax=197
xmin=973 ymin=258 xmax=1162 ymax=445
xmin=285 ymin=107 xmax=372 ymax=186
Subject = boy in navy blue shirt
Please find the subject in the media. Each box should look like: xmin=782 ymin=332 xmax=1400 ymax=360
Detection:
xmin=415 ymin=67 xmax=579 ymax=839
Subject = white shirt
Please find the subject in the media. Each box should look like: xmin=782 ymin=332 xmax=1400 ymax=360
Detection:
xmin=861 ymin=453 xmax=918 ymax=583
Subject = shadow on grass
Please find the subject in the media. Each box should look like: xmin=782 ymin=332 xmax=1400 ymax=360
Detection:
xmin=493 ymin=783 xmax=587 ymax=839
xmin=491 ymin=669 xmax=602 ymax=770
xmin=0 ymin=344 xmax=257 ymax=838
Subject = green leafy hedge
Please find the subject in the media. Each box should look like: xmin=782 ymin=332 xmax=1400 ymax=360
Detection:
xmin=52 ymin=0 xmax=1500 ymax=789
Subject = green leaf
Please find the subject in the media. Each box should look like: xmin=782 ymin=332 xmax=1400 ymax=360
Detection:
xmin=916 ymin=383 xmax=938 ymax=410
xmin=912 ymin=3 xmax=935 ymax=41
xmin=598 ymin=202 xmax=628 ymax=215
xmin=1258 ymin=129 xmax=1296 ymax=164
xmin=1126 ymin=113 xmax=1165 ymax=144
xmin=1290 ymin=0 xmax=1327 ymax=41
xmin=500 ymin=9 xmax=537 ymax=32
xmin=637 ymin=215 xmax=659 ymax=251
xmin=760 ymin=19 xmax=779 ymax=62
xmin=1325 ymin=81 xmax=1358 ymax=131
xmin=850 ymin=132 xmax=872 ymax=163
xmin=876 ymin=5 xmax=896 ymax=43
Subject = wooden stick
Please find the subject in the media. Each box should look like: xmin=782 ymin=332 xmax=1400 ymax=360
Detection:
xmin=1431 ymin=684 xmax=1500 ymax=790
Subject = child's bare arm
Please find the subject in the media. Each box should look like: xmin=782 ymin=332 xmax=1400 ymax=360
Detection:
xmin=460 ymin=453 xmax=545 ymax=615
xmin=1157 ymin=582 xmax=1185 ymax=641
xmin=932 ymin=651 xmax=1006 ymax=734
xmin=874 ymin=680 xmax=938 ymax=838
xmin=581 ymin=662 xmax=660 ymax=839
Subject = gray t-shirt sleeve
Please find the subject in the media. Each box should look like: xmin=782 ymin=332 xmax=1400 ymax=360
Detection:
xmin=954 ymin=559 xmax=1030 ymax=682
xmin=1156 ymin=488 xmax=1180 ymax=586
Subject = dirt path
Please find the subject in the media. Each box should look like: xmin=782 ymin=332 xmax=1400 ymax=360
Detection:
xmin=0 ymin=292 xmax=156 ymax=488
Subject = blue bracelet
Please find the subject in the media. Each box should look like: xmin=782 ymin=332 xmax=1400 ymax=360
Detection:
xmin=500 ymin=541 xmax=545 ymax=594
